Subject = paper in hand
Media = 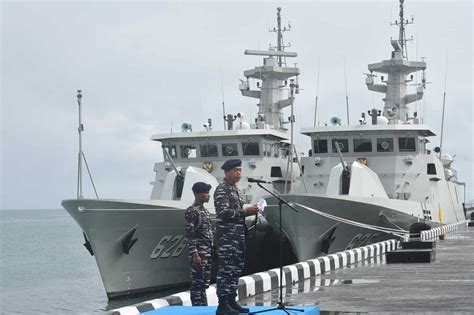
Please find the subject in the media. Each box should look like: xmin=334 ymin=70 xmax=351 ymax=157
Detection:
xmin=258 ymin=198 xmax=267 ymax=214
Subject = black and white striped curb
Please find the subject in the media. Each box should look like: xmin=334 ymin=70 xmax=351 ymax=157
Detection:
xmin=421 ymin=220 xmax=469 ymax=241
xmin=110 ymin=239 xmax=398 ymax=315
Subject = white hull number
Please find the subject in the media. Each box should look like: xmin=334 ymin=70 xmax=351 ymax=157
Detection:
xmin=150 ymin=235 xmax=187 ymax=259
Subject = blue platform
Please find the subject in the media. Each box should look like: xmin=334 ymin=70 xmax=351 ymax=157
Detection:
xmin=143 ymin=306 xmax=319 ymax=315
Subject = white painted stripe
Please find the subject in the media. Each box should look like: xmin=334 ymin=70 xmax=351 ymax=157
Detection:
xmin=205 ymin=286 xmax=218 ymax=306
xmin=341 ymin=252 xmax=348 ymax=266
xmin=149 ymin=299 xmax=170 ymax=309
xmin=299 ymin=261 xmax=311 ymax=279
xmin=114 ymin=306 xmax=140 ymax=315
xmin=313 ymin=259 xmax=322 ymax=275
xmin=321 ymin=256 xmax=331 ymax=271
xmin=355 ymin=248 xmax=363 ymax=262
xmin=362 ymin=246 xmax=369 ymax=259
xmin=239 ymin=276 xmax=256 ymax=297
xmin=348 ymin=250 xmax=355 ymax=264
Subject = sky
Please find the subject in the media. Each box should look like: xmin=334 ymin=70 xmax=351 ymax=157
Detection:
xmin=1 ymin=0 xmax=472 ymax=210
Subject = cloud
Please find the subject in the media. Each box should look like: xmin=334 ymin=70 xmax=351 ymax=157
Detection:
xmin=1 ymin=1 xmax=472 ymax=209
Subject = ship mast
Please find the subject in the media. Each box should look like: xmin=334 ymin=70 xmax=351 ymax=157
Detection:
xmin=239 ymin=7 xmax=299 ymax=131
xmin=365 ymin=0 xmax=425 ymax=124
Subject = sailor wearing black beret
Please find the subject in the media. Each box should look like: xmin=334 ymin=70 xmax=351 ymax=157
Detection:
xmin=214 ymin=159 xmax=259 ymax=314
xmin=192 ymin=182 xmax=212 ymax=194
xmin=220 ymin=159 xmax=242 ymax=172
xmin=185 ymin=181 xmax=214 ymax=306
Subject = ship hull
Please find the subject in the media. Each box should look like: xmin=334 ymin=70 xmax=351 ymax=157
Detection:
xmin=62 ymin=198 xmax=277 ymax=299
xmin=264 ymin=195 xmax=445 ymax=262
xmin=62 ymin=199 xmax=195 ymax=298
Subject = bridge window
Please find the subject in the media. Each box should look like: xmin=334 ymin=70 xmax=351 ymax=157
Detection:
xmin=332 ymin=139 xmax=349 ymax=153
xmin=163 ymin=145 xmax=177 ymax=158
xmin=200 ymin=144 xmax=218 ymax=157
xmin=313 ymin=139 xmax=328 ymax=153
xmin=377 ymin=138 xmax=394 ymax=152
xmin=222 ymin=143 xmax=238 ymax=156
xmin=242 ymin=142 xmax=260 ymax=156
xmin=273 ymin=145 xmax=280 ymax=158
xmin=353 ymin=138 xmax=373 ymax=152
xmin=180 ymin=145 xmax=197 ymax=158
xmin=398 ymin=137 xmax=416 ymax=152
xmin=263 ymin=143 xmax=272 ymax=157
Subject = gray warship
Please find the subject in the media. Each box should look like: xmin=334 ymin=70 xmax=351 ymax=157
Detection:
xmin=62 ymin=8 xmax=301 ymax=299
xmin=264 ymin=0 xmax=467 ymax=262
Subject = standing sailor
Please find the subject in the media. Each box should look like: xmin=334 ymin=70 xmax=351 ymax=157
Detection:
xmin=215 ymin=159 xmax=259 ymax=315
xmin=185 ymin=182 xmax=214 ymax=306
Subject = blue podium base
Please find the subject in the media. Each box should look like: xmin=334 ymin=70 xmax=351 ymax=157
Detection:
xmin=144 ymin=305 xmax=319 ymax=315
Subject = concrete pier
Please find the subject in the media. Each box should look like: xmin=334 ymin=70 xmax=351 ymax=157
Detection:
xmin=241 ymin=226 xmax=474 ymax=313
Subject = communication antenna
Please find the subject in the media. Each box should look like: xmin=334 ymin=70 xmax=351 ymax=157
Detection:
xmin=439 ymin=51 xmax=448 ymax=157
xmin=313 ymin=57 xmax=320 ymax=127
xmin=390 ymin=0 xmax=414 ymax=59
xmin=220 ymin=68 xmax=226 ymax=130
xmin=344 ymin=57 xmax=350 ymax=125
xmin=76 ymin=90 xmax=99 ymax=199
xmin=269 ymin=7 xmax=292 ymax=66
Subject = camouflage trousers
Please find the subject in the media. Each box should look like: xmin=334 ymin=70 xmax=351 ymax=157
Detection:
xmin=190 ymin=246 xmax=212 ymax=306
xmin=216 ymin=236 xmax=245 ymax=298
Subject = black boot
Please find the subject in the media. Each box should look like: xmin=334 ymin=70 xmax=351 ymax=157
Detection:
xmin=216 ymin=296 xmax=238 ymax=315
xmin=228 ymin=294 xmax=250 ymax=313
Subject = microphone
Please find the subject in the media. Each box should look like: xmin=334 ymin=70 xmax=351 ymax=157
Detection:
xmin=248 ymin=178 xmax=271 ymax=184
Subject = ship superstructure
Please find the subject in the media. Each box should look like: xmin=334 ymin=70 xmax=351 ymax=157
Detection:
xmin=264 ymin=0 xmax=466 ymax=262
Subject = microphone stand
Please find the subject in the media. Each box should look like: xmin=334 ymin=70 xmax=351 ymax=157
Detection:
xmin=250 ymin=182 xmax=303 ymax=315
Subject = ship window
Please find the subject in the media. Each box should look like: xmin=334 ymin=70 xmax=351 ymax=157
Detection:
xmin=398 ymin=137 xmax=416 ymax=152
xmin=281 ymin=147 xmax=288 ymax=159
xmin=377 ymin=138 xmax=394 ymax=152
xmin=271 ymin=166 xmax=282 ymax=177
xmin=180 ymin=145 xmax=197 ymax=158
xmin=263 ymin=143 xmax=272 ymax=157
xmin=163 ymin=145 xmax=177 ymax=158
xmin=222 ymin=143 xmax=238 ymax=156
xmin=353 ymin=138 xmax=373 ymax=152
xmin=200 ymin=144 xmax=218 ymax=157
xmin=427 ymin=163 xmax=437 ymax=175
xmin=273 ymin=145 xmax=280 ymax=158
xmin=242 ymin=142 xmax=260 ymax=156
xmin=313 ymin=139 xmax=328 ymax=153
xmin=332 ymin=139 xmax=349 ymax=153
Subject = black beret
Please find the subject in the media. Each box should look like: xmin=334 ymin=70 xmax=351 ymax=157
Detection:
xmin=192 ymin=182 xmax=212 ymax=193
xmin=221 ymin=159 xmax=242 ymax=172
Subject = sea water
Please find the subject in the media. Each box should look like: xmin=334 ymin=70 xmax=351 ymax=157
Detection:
xmin=0 ymin=209 xmax=173 ymax=314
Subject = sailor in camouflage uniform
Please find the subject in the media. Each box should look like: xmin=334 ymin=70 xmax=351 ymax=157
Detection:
xmin=214 ymin=159 xmax=259 ymax=315
xmin=185 ymin=182 xmax=214 ymax=306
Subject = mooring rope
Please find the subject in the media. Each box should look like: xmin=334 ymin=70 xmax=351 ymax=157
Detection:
xmin=292 ymin=202 xmax=409 ymax=238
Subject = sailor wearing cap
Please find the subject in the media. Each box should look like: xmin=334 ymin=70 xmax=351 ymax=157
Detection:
xmin=185 ymin=182 xmax=214 ymax=306
xmin=214 ymin=159 xmax=259 ymax=315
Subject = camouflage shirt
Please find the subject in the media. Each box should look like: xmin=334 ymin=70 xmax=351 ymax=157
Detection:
xmin=214 ymin=178 xmax=245 ymax=229
xmin=185 ymin=202 xmax=214 ymax=254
